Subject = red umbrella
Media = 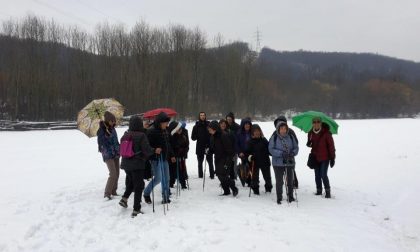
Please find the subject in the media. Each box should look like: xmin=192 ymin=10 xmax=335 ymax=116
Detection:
xmin=143 ymin=108 xmax=177 ymax=119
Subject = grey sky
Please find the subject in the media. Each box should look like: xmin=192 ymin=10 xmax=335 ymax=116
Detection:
xmin=1 ymin=0 xmax=419 ymax=62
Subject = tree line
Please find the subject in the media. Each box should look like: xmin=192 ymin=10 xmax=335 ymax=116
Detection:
xmin=0 ymin=15 xmax=419 ymax=121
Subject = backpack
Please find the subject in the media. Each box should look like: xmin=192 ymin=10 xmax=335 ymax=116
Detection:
xmin=120 ymin=133 xmax=142 ymax=158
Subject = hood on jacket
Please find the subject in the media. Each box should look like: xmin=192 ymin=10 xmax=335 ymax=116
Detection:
xmin=273 ymin=115 xmax=287 ymax=128
xmin=275 ymin=120 xmax=289 ymax=136
xmin=239 ymin=117 xmax=252 ymax=133
xmin=129 ymin=115 xmax=144 ymax=132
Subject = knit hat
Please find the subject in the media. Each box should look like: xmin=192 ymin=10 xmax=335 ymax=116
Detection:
xmin=168 ymin=120 xmax=182 ymax=135
xmin=208 ymin=120 xmax=220 ymax=131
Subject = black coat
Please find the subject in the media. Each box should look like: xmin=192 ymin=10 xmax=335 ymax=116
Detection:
xmin=246 ymin=137 xmax=271 ymax=168
xmin=191 ymin=120 xmax=210 ymax=155
xmin=147 ymin=113 xmax=174 ymax=161
xmin=120 ymin=131 xmax=154 ymax=171
xmin=210 ymin=130 xmax=234 ymax=166
xmin=170 ymin=132 xmax=189 ymax=159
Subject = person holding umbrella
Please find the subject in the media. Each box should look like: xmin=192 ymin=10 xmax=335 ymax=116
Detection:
xmin=97 ymin=111 xmax=120 ymax=200
xmin=306 ymin=117 xmax=336 ymax=198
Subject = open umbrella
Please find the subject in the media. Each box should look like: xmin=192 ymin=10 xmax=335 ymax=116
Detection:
xmin=143 ymin=108 xmax=177 ymax=119
xmin=77 ymin=98 xmax=124 ymax=138
xmin=292 ymin=111 xmax=339 ymax=134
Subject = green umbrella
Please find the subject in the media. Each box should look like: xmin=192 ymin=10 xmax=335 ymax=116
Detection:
xmin=292 ymin=111 xmax=339 ymax=134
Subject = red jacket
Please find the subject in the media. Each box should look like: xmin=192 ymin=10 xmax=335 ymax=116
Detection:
xmin=307 ymin=124 xmax=336 ymax=162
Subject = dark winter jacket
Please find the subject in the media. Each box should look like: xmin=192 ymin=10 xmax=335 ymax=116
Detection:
xmin=226 ymin=112 xmax=240 ymax=134
xmin=307 ymin=123 xmax=336 ymax=162
xmin=170 ymin=132 xmax=190 ymax=159
xmin=146 ymin=113 xmax=174 ymax=161
xmin=97 ymin=121 xmax=120 ymax=162
xmin=236 ymin=118 xmax=252 ymax=155
xmin=210 ymin=127 xmax=235 ymax=166
xmin=191 ymin=118 xmax=210 ymax=155
xmin=120 ymin=116 xmax=154 ymax=171
xmin=246 ymin=137 xmax=271 ymax=168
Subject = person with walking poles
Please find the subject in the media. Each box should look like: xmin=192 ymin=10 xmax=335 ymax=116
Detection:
xmin=118 ymin=115 xmax=158 ymax=217
xmin=143 ymin=112 xmax=176 ymax=205
xmin=236 ymin=117 xmax=253 ymax=186
xmin=307 ymin=117 xmax=336 ymax=198
xmin=191 ymin=112 xmax=214 ymax=179
xmin=246 ymin=124 xmax=273 ymax=195
xmin=208 ymin=121 xmax=239 ymax=197
xmin=168 ymin=120 xmax=189 ymax=192
xmin=268 ymin=120 xmax=299 ymax=204
xmin=97 ymin=111 xmax=120 ymax=200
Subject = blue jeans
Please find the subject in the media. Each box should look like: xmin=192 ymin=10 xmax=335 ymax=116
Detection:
xmin=314 ymin=160 xmax=330 ymax=190
xmin=144 ymin=160 xmax=170 ymax=200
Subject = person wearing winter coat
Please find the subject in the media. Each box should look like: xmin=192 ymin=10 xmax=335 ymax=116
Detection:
xmin=220 ymin=119 xmax=236 ymax=179
xmin=273 ymin=116 xmax=299 ymax=189
xmin=168 ymin=121 xmax=189 ymax=189
xmin=97 ymin=111 xmax=120 ymax=200
xmin=191 ymin=112 xmax=215 ymax=179
xmin=236 ymin=117 xmax=252 ymax=186
xmin=226 ymin=112 xmax=240 ymax=134
xmin=269 ymin=121 xmax=299 ymax=204
xmin=208 ymin=121 xmax=238 ymax=196
xmin=246 ymin=124 xmax=273 ymax=194
xmin=119 ymin=116 xmax=157 ymax=217
xmin=307 ymin=117 xmax=336 ymax=198
xmin=143 ymin=112 xmax=176 ymax=204
xmin=226 ymin=112 xmax=240 ymax=179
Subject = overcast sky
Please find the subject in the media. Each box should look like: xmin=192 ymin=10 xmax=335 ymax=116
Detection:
xmin=1 ymin=0 xmax=419 ymax=62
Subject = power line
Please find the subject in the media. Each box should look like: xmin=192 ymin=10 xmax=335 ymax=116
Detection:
xmin=32 ymin=0 xmax=93 ymax=27
xmin=74 ymin=0 xmax=123 ymax=24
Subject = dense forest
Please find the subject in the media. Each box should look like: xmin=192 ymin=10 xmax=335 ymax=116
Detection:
xmin=0 ymin=15 xmax=419 ymax=121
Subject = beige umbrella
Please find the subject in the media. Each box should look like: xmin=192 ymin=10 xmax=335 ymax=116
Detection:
xmin=77 ymin=98 xmax=124 ymax=138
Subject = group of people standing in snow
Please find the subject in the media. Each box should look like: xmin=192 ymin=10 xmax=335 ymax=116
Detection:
xmin=96 ymin=110 xmax=336 ymax=217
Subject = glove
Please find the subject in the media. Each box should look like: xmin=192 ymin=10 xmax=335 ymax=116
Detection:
xmin=248 ymin=155 xmax=253 ymax=163
xmin=330 ymin=159 xmax=335 ymax=168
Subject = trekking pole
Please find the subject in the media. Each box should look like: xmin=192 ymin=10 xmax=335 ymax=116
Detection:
xmin=203 ymin=156 xmax=207 ymax=192
xmin=284 ymin=168 xmax=290 ymax=206
xmin=161 ymin=156 xmax=169 ymax=212
xmin=159 ymin=156 xmax=166 ymax=215
xmin=249 ymin=161 xmax=255 ymax=197
xmin=150 ymin=160 xmax=155 ymax=213
xmin=176 ymin=158 xmax=180 ymax=198
xmin=292 ymin=168 xmax=298 ymax=207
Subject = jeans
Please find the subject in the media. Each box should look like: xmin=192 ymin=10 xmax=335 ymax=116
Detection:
xmin=143 ymin=160 xmax=170 ymax=200
xmin=314 ymin=160 xmax=330 ymax=190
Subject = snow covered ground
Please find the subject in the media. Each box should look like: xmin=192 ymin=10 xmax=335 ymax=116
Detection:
xmin=0 ymin=119 xmax=419 ymax=252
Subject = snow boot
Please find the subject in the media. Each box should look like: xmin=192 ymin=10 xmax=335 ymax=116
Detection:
xmin=315 ymin=188 xmax=322 ymax=196
xmin=144 ymin=195 xmax=152 ymax=204
xmin=277 ymin=196 xmax=282 ymax=204
xmin=232 ymin=186 xmax=239 ymax=197
xmin=162 ymin=198 xmax=171 ymax=204
xmin=288 ymin=194 xmax=295 ymax=203
xmin=119 ymin=198 xmax=128 ymax=208
xmin=325 ymin=189 xmax=331 ymax=198
xmin=131 ymin=210 xmax=143 ymax=218
xmin=252 ymin=187 xmax=260 ymax=195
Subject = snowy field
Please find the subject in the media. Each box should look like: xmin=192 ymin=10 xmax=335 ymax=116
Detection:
xmin=1 ymin=119 xmax=420 ymax=252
